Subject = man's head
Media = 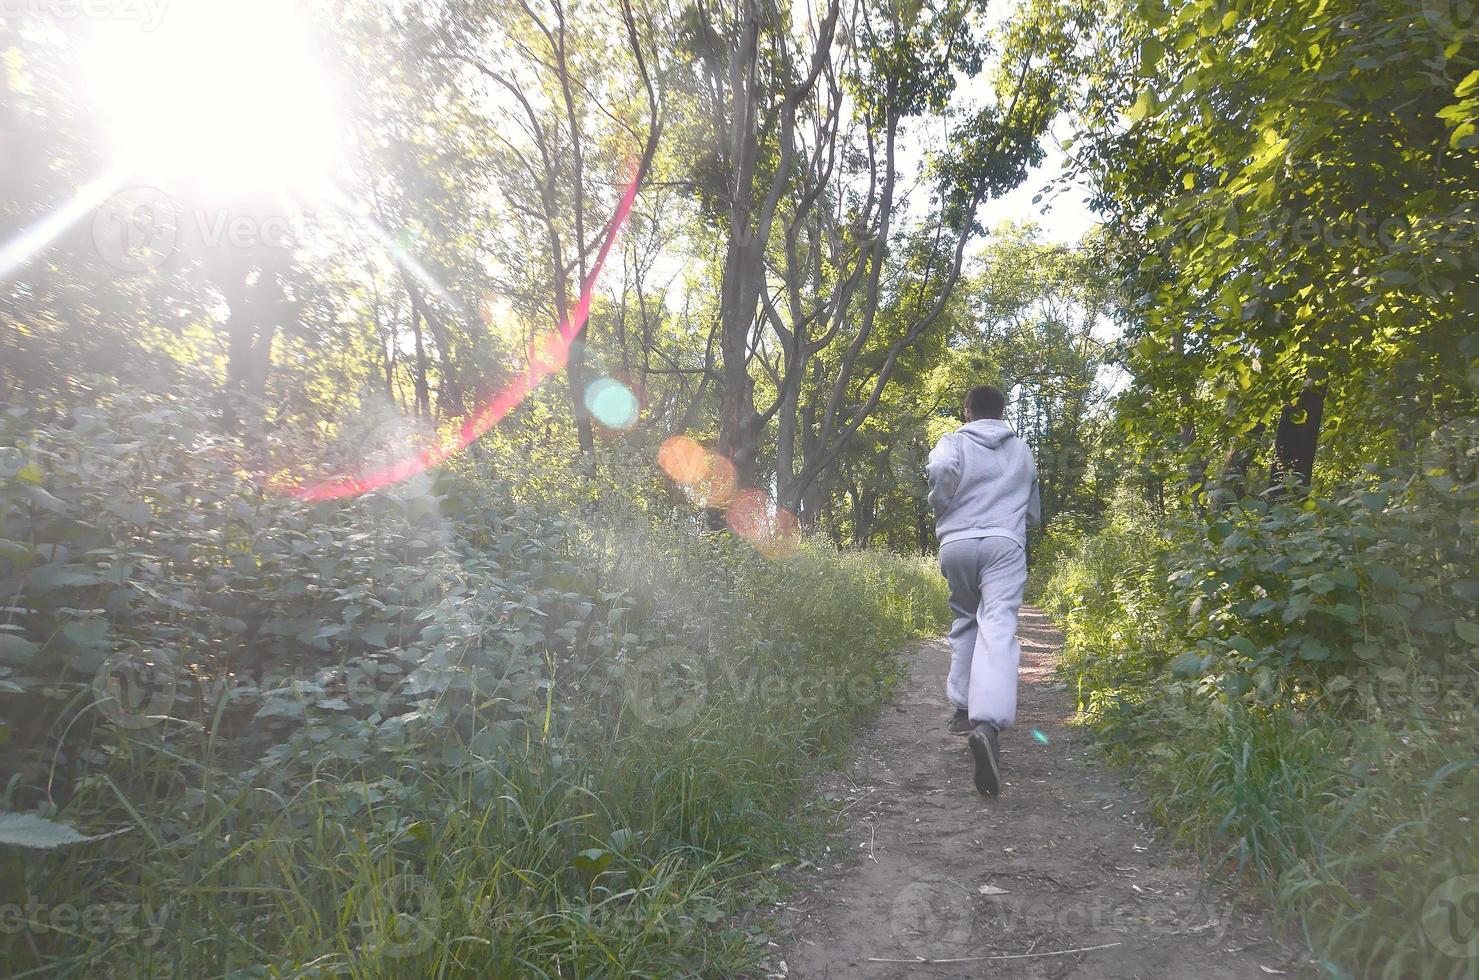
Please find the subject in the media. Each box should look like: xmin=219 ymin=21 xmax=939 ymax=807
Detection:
xmin=963 ymin=384 xmax=1006 ymax=422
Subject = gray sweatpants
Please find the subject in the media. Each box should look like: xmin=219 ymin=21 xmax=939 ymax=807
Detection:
xmin=939 ymin=536 xmax=1027 ymax=729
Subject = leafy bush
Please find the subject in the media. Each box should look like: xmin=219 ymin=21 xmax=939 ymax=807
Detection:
xmin=1160 ymin=422 xmax=1476 ymax=703
xmin=0 ymin=381 xmax=947 ymax=976
xmin=1040 ymin=430 xmax=1478 ymax=978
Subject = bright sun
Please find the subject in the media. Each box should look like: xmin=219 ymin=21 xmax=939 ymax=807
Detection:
xmin=85 ymin=0 xmax=340 ymax=196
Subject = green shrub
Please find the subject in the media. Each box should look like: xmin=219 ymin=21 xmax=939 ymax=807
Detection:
xmin=1041 ymin=431 xmax=1478 ymax=978
xmin=0 ymin=382 xmax=947 ymax=976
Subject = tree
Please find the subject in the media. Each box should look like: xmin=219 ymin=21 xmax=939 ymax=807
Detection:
xmin=1068 ymin=0 xmax=1478 ymax=494
xmin=674 ymin=0 xmax=1085 ymax=518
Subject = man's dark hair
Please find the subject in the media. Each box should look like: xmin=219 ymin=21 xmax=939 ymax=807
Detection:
xmin=964 ymin=384 xmax=1007 ymax=421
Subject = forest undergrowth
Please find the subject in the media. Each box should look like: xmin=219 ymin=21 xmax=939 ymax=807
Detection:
xmin=0 ymin=379 xmax=947 ymax=977
xmin=1037 ymin=422 xmax=1478 ymax=979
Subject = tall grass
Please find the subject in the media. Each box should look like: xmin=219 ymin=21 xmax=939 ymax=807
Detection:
xmin=4 ymin=534 xmax=946 ymax=978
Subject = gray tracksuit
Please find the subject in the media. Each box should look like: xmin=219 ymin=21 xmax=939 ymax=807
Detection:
xmin=926 ymin=419 xmax=1040 ymax=728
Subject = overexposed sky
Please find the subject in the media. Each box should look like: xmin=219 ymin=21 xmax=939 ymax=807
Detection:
xmin=977 ymin=117 xmax=1097 ymax=245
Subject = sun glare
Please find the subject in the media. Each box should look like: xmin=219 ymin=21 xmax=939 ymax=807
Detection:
xmin=85 ymin=0 xmax=340 ymax=196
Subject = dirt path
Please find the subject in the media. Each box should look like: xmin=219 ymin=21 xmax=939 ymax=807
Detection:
xmin=765 ymin=608 xmax=1295 ymax=979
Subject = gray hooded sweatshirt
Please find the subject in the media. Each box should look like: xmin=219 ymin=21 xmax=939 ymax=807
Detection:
xmin=926 ymin=419 xmax=1041 ymax=548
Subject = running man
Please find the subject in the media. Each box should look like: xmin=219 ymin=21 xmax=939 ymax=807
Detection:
xmin=926 ymin=384 xmax=1041 ymax=796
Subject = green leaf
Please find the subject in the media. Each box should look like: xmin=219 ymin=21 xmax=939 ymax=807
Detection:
xmin=360 ymin=623 xmax=391 ymax=648
xmin=1126 ymin=90 xmax=1159 ymax=123
xmin=1282 ymin=594 xmax=1314 ymax=623
xmin=1139 ymin=36 xmax=1165 ymax=73
xmin=23 ymin=485 xmax=68 ymax=513
xmin=0 ymin=538 xmax=31 ymax=564
xmin=0 ymin=634 xmax=40 ymax=666
xmin=1298 ymin=638 xmax=1330 ymax=662
xmin=1169 ymin=650 xmax=1205 ymax=678
xmin=1224 ymin=635 xmax=1258 ymax=657
xmin=28 ymin=564 xmax=105 ymax=594
xmin=1138 ymin=0 xmax=1170 ymax=27
xmin=1303 ymin=574 xmax=1336 ymax=595
xmin=61 ymin=618 xmax=110 ymax=653
xmin=572 ymin=848 xmax=614 ymax=875
xmin=1456 ymin=621 xmax=1479 ymax=646
xmin=0 ymin=813 xmax=107 ymax=849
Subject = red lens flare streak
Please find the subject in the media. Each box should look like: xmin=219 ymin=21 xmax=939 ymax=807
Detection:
xmin=283 ymin=169 xmax=645 ymax=501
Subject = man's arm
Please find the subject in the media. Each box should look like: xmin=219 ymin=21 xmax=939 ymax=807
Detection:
xmin=926 ymin=434 xmax=962 ymax=515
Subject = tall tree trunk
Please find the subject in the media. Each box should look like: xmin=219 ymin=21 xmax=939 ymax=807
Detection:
xmin=711 ymin=0 xmax=837 ymax=492
xmin=917 ymin=497 xmax=933 ymax=555
xmin=1210 ymin=411 xmax=1269 ymax=508
xmin=217 ymin=243 xmax=289 ymax=431
xmin=850 ymin=486 xmax=877 ymax=548
xmin=402 ymin=268 xmax=462 ymax=418
xmin=410 ymin=296 xmax=431 ymax=420
xmin=1270 ymin=385 xmax=1325 ymax=491
xmin=714 ymin=34 xmax=764 ymax=490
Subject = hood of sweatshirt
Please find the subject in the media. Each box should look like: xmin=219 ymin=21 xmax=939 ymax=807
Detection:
xmin=957 ymin=418 xmax=1017 ymax=450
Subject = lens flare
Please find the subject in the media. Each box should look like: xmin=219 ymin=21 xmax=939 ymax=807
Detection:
xmin=530 ymin=331 xmax=571 ymax=374
xmin=86 ymin=0 xmax=339 ymax=196
xmin=0 ymin=169 xmax=126 ymax=285
xmin=695 ymin=454 xmax=737 ymax=509
xmin=657 ymin=436 xmax=708 ymax=485
xmin=585 ymin=377 xmax=638 ymax=430
xmin=657 ymin=437 xmax=738 ymax=508
xmin=726 ymin=488 xmax=800 ymax=558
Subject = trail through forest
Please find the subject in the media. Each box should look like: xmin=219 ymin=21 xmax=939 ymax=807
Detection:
xmin=766 ymin=609 xmax=1296 ymax=979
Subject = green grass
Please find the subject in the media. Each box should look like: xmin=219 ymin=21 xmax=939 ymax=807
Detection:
xmin=1085 ymin=692 xmax=1479 ymax=979
xmin=3 ymin=537 xmax=947 ymax=978
xmin=0 ymin=391 xmax=949 ymax=976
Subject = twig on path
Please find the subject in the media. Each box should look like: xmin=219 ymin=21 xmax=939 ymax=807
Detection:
xmin=980 ymin=869 xmax=1071 ymax=889
xmin=866 ymin=941 xmax=1123 ymax=964
xmin=835 ymin=787 xmax=874 ymax=816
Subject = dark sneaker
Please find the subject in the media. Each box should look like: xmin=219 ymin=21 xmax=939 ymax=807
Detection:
xmin=968 ymin=722 xmax=1001 ymax=796
xmin=948 ymin=708 xmax=972 ymax=736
